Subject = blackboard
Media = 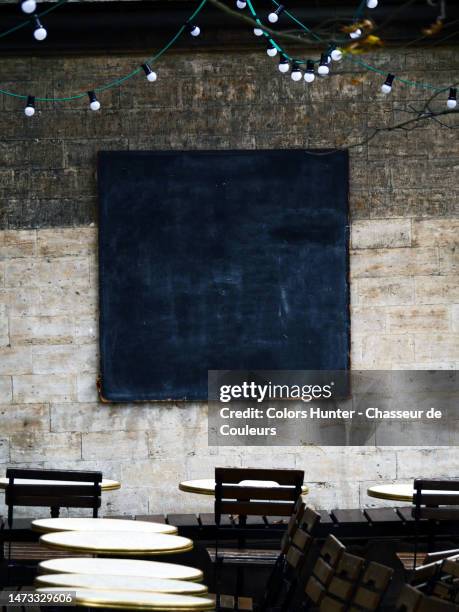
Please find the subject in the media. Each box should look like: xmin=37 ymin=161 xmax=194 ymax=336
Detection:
xmin=98 ymin=150 xmax=349 ymax=402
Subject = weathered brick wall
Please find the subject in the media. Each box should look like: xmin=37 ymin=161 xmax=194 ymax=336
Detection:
xmin=0 ymin=47 xmax=458 ymax=516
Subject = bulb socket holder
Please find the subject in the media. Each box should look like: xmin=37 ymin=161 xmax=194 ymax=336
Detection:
xmin=142 ymin=63 xmax=153 ymax=76
xmin=306 ymin=60 xmax=315 ymax=73
xmin=26 ymin=95 xmax=35 ymax=108
xmin=384 ymin=73 xmax=395 ymax=88
xmin=449 ymin=87 xmax=457 ymax=101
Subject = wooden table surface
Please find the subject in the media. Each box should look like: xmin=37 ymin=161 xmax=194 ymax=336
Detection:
xmin=179 ymin=478 xmax=309 ymax=496
xmin=39 ymin=531 xmax=193 ymax=556
xmin=367 ymin=483 xmax=459 ymax=502
xmin=32 ymin=517 xmax=177 ymax=535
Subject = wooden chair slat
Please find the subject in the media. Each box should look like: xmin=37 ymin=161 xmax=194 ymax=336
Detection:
xmin=415 ymin=479 xmax=459 ymax=491
xmin=6 ymin=468 xmax=102 ymax=482
xmin=220 ymin=485 xmax=298 ymax=501
xmin=166 ymin=513 xmax=199 ymax=527
xmin=218 ymin=500 xmax=294 ymax=516
xmin=319 ymin=595 xmax=347 ymax=611
xmin=364 ymin=507 xmax=402 ymax=524
xmin=135 ymin=514 xmax=166 ymax=523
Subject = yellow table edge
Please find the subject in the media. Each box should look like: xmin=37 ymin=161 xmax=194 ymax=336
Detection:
xmin=367 ymin=487 xmax=413 ymax=502
xmin=39 ymin=540 xmax=194 ymax=556
xmin=31 ymin=520 xmax=177 ymax=535
xmin=178 ymin=481 xmax=309 ymax=496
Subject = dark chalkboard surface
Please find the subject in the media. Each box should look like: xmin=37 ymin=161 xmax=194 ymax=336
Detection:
xmin=98 ymin=150 xmax=349 ymax=402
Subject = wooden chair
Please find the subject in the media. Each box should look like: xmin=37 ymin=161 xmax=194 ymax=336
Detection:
xmin=214 ymin=467 xmax=304 ymax=610
xmin=395 ymin=584 xmax=459 ymax=612
xmin=258 ymin=501 xmax=320 ymax=611
xmin=412 ymin=479 xmax=459 ymax=568
xmin=304 ymin=534 xmax=346 ymax=608
xmin=348 ymin=560 xmax=394 ymax=611
xmin=318 ymin=551 xmax=365 ymax=611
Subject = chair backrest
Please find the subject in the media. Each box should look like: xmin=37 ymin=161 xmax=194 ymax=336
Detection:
xmin=350 ymin=560 xmax=394 ymax=611
xmin=5 ymin=468 xmax=102 ymax=526
xmin=429 ymin=558 xmax=459 ymax=603
xmin=305 ymin=534 xmax=346 ymax=606
xmin=319 ymin=552 xmax=365 ymax=611
xmin=214 ymin=467 xmax=304 ymax=524
xmin=396 ymin=584 xmax=459 ymax=612
xmin=413 ymin=479 xmax=459 ymax=521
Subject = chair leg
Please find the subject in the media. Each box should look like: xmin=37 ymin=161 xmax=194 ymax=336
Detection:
xmin=413 ymin=518 xmax=419 ymax=571
xmin=214 ymin=534 xmax=221 ymax=611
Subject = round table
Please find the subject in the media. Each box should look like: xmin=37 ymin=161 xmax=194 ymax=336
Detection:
xmin=35 ymin=588 xmax=215 ymax=610
xmin=35 ymin=573 xmax=208 ymax=595
xmin=38 ymin=557 xmax=203 ymax=582
xmin=179 ymin=478 xmax=309 ymax=496
xmin=32 ymin=517 xmax=177 ymax=535
xmin=39 ymin=531 xmax=193 ymax=556
xmin=0 ymin=477 xmax=120 ymax=491
xmin=367 ymin=483 xmax=459 ymax=502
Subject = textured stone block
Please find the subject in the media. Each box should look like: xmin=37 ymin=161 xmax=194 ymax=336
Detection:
xmin=453 ymin=305 xmax=459 ymax=332
xmin=351 ymin=219 xmax=411 ymax=249
xmin=415 ymin=275 xmax=459 ymax=304
xmin=351 ymin=247 xmax=438 ymax=278
xmin=0 ymin=230 xmax=36 ymax=259
xmin=0 ymin=288 xmax=40 ymax=316
xmin=0 ymin=303 xmax=8 ymax=346
xmin=413 ymin=218 xmax=459 ymax=246
xmin=5 ymin=258 xmax=89 ymax=288
xmin=415 ymin=334 xmax=459 ymax=362
xmin=37 ymin=227 xmax=96 ymax=257
xmin=10 ymin=316 xmax=75 ymax=345
xmin=10 ymin=432 xmax=81 ymax=462
xmin=77 ymin=373 xmax=99 ymax=402
xmin=0 ymin=403 xmax=49 ymax=433
xmin=361 ymin=334 xmax=415 ymax=366
xmin=356 ymin=277 xmax=414 ymax=306
xmin=38 ymin=286 xmax=97 ymax=316
xmin=387 ymin=305 xmax=450 ymax=333
xmin=0 ymin=376 xmax=12 ymax=403
xmin=13 ymin=374 xmax=76 ymax=403
xmin=0 ymin=347 xmax=33 ymax=375
xmin=351 ymin=308 xmax=387 ymax=333
xmin=439 ymin=247 xmax=458 ymax=274
xmin=32 ymin=345 xmax=97 ymax=374
xmin=82 ymin=431 xmax=148 ymax=460
xmin=74 ymin=316 xmax=98 ymax=344
xmin=397 ymin=449 xmax=459 ymax=479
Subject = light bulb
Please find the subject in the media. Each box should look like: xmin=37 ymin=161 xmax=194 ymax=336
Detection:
xmin=253 ymin=27 xmax=264 ymax=36
xmin=381 ymin=73 xmax=394 ymax=94
xmin=21 ymin=0 xmax=36 ymax=13
xmin=278 ymin=58 xmax=289 ymax=73
xmin=349 ymin=28 xmax=362 ymax=39
xmin=317 ymin=53 xmax=330 ymax=76
xmin=366 ymin=0 xmax=378 ymax=7
xmin=267 ymin=45 xmax=278 ymax=57
xmin=291 ymin=64 xmax=302 ymax=81
xmin=24 ymin=95 xmax=35 ymax=117
xmin=447 ymin=88 xmax=457 ymax=109
xmin=331 ymin=48 xmax=343 ymax=61
xmin=304 ymin=60 xmax=315 ymax=83
xmin=142 ymin=63 xmax=157 ymax=82
xmin=33 ymin=16 xmax=47 ymax=41
xmin=236 ymin=0 xmax=246 ymax=8
xmin=88 ymin=91 xmax=101 ymax=111
xmin=268 ymin=5 xmax=284 ymax=23
xmin=190 ymin=24 xmax=200 ymax=36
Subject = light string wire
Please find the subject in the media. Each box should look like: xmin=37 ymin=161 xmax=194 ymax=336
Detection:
xmin=0 ymin=0 xmax=68 ymax=41
xmin=0 ymin=0 xmax=208 ymax=102
xmin=266 ymin=0 xmax=454 ymax=93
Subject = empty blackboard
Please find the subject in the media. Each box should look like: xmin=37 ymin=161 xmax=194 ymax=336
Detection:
xmin=98 ymin=150 xmax=349 ymax=402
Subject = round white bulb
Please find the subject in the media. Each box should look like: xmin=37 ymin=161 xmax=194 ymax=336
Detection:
xmin=291 ymin=70 xmax=302 ymax=82
xmin=33 ymin=26 xmax=47 ymax=41
xmin=381 ymin=83 xmax=392 ymax=94
xmin=267 ymin=47 xmax=278 ymax=57
xmin=447 ymin=98 xmax=457 ymax=110
xmin=268 ymin=12 xmax=278 ymax=23
xmin=331 ymin=48 xmax=343 ymax=61
xmin=278 ymin=62 xmax=289 ymax=73
xmin=318 ymin=64 xmax=330 ymax=76
xmin=146 ymin=71 xmax=157 ymax=82
xmin=236 ymin=0 xmax=246 ymax=8
xmin=90 ymin=100 xmax=101 ymax=111
xmin=350 ymin=28 xmax=362 ymax=39
xmin=190 ymin=25 xmax=200 ymax=37
xmin=21 ymin=0 xmax=36 ymax=13
xmin=253 ymin=27 xmax=263 ymax=36
xmin=24 ymin=106 xmax=35 ymax=117
xmin=304 ymin=72 xmax=315 ymax=83
xmin=366 ymin=0 xmax=378 ymax=7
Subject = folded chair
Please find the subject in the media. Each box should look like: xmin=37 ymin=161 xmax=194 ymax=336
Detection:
xmin=395 ymin=584 xmax=459 ymax=612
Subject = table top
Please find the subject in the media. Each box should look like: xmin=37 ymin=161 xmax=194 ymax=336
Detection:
xmin=179 ymin=478 xmax=309 ymax=496
xmin=32 ymin=518 xmax=177 ymax=535
xmin=0 ymin=477 xmax=120 ymax=491
xmin=35 ymin=588 xmax=215 ymax=610
xmin=35 ymin=573 xmax=208 ymax=595
xmin=38 ymin=557 xmax=203 ymax=582
xmin=367 ymin=483 xmax=459 ymax=502
xmin=39 ymin=531 xmax=193 ymax=556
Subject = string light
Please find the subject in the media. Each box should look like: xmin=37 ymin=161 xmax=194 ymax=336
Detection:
xmin=253 ymin=26 xmax=264 ymax=36
xmin=447 ymin=88 xmax=457 ymax=109
xmin=24 ymin=95 xmax=35 ymax=116
xmin=331 ymin=47 xmax=343 ymax=62
xmin=186 ymin=23 xmax=201 ymax=37
xmin=291 ymin=62 xmax=302 ymax=81
xmin=349 ymin=28 xmax=362 ymax=39
xmin=33 ymin=15 xmax=47 ymax=41
xmin=278 ymin=57 xmax=289 ymax=73
xmin=318 ymin=53 xmax=330 ymax=76
xmin=268 ymin=5 xmax=284 ymax=23
xmin=141 ymin=63 xmax=157 ymax=82
xmin=304 ymin=60 xmax=315 ymax=83
xmin=381 ymin=73 xmax=394 ymax=94
xmin=20 ymin=0 xmax=36 ymax=14
xmin=267 ymin=43 xmax=278 ymax=57
xmin=366 ymin=0 xmax=378 ymax=7
xmin=88 ymin=91 xmax=100 ymax=111
xmin=236 ymin=0 xmax=247 ymax=8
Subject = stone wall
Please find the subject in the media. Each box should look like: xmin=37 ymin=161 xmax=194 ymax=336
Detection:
xmin=0 ymin=46 xmax=458 ymax=516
